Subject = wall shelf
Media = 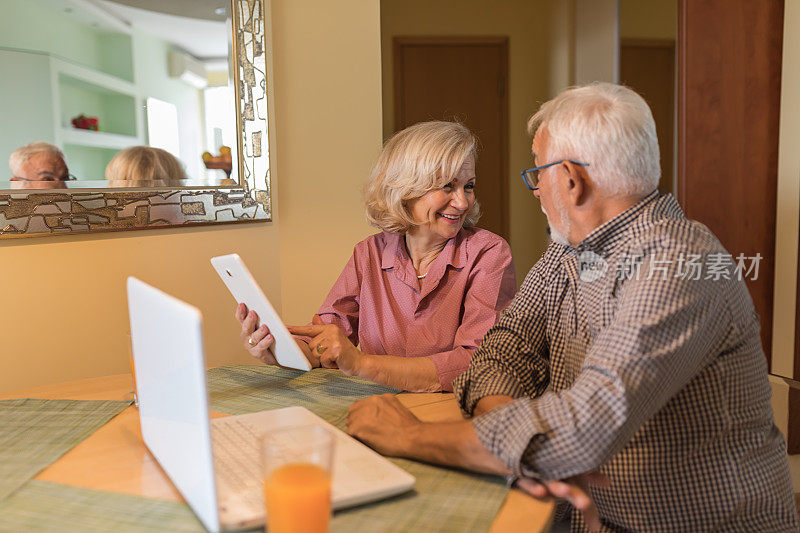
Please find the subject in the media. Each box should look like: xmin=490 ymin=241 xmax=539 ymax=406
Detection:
xmin=60 ymin=127 xmax=139 ymax=150
xmin=51 ymin=57 xmax=137 ymax=97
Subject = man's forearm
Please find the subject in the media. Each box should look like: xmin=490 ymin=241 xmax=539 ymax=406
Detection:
xmin=473 ymin=394 xmax=515 ymax=416
xmin=399 ymin=419 xmax=510 ymax=476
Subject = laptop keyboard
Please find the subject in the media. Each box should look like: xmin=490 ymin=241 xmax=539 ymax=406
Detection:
xmin=211 ymin=417 xmax=264 ymax=514
xmin=210 ymin=410 xmax=414 ymax=518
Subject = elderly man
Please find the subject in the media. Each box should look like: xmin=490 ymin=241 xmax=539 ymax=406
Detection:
xmin=9 ymin=142 xmax=71 ymax=189
xmin=346 ymin=83 xmax=798 ymax=532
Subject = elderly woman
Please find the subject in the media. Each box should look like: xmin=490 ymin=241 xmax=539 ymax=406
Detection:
xmin=236 ymin=121 xmax=516 ymax=392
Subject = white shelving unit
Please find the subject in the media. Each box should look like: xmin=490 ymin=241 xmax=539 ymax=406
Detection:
xmin=59 ymin=127 xmax=140 ymax=150
xmin=50 ymin=56 xmax=144 ymax=150
xmin=47 ymin=53 xmax=144 ymax=179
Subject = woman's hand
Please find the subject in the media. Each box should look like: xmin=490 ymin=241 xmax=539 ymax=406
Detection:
xmin=288 ymin=315 xmax=366 ymax=375
xmin=235 ymin=303 xmax=277 ymax=365
xmin=235 ymin=303 xmax=320 ymax=368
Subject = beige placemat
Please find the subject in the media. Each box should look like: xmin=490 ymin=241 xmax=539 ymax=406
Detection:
xmin=0 ymin=398 xmax=131 ymax=502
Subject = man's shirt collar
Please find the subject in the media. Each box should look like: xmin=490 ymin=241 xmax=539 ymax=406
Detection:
xmin=574 ymin=190 xmax=663 ymax=255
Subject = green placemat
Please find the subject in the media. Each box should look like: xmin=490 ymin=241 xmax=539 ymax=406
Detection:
xmin=208 ymin=366 xmax=510 ymax=532
xmin=0 ymin=481 xmax=205 ymax=533
xmin=207 ymin=365 xmax=399 ymax=429
xmin=0 ymin=398 xmax=131 ymax=502
xmin=0 ymin=367 xmax=510 ymax=532
xmin=331 ymin=458 xmax=507 ymax=532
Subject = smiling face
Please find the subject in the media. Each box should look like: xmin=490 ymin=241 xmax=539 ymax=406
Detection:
xmin=405 ymin=155 xmax=476 ymax=243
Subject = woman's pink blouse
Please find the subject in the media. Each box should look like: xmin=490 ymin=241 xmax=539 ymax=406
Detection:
xmin=316 ymin=227 xmax=516 ymax=391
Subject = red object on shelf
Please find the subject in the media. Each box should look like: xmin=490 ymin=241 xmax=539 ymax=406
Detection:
xmin=70 ymin=114 xmax=99 ymax=131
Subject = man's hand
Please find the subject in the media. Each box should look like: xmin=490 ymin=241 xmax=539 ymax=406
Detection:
xmin=288 ymin=316 xmax=365 ymax=375
xmin=346 ymin=394 xmax=422 ymax=456
xmin=516 ymin=472 xmax=609 ymax=532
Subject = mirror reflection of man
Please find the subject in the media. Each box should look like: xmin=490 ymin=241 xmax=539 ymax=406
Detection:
xmin=9 ymin=142 xmax=72 ymax=189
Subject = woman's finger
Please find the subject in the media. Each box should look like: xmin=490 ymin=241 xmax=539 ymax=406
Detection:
xmin=255 ymin=332 xmax=274 ymax=351
xmin=234 ymin=303 xmax=248 ymax=322
xmin=319 ymin=352 xmax=338 ymax=369
xmin=241 ymin=310 xmax=259 ymax=337
xmin=306 ymin=330 xmax=330 ymax=355
xmin=246 ymin=324 xmax=270 ymax=348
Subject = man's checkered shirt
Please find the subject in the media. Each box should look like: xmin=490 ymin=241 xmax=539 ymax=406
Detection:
xmin=454 ymin=192 xmax=798 ymax=532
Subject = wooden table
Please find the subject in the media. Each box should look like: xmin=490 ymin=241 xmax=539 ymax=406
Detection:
xmin=0 ymin=372 xmax=555 ymax=532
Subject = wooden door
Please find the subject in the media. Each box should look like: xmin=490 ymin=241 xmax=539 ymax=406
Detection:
xmin=393 ymin=37 xmax=509 ymax=240
xmin=620 ymin=39 xmax=675 ymax=195
xmin=677 ymin=0 xmax=784 ymax=364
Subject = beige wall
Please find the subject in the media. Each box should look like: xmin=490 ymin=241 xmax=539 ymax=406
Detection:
xmin=272 ymin=0 xmax=381 ymax=324
xmin=772 ymin=0 xmax=800 ymax=492
xmin=0 ymin=0 xmax=383 ymax=394
xmin=380 ymin=0 xmax=573 ymax=283
xmin=574 ymin=0 xmax=618 ymax=84
xmin=619 ymin=0 xmax=677 ymax=40
xmin=772 ymin=0 xmax=799 ymax=380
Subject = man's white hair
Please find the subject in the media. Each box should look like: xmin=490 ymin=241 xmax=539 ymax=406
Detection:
xmin=9 ymin=142 xmax=66 ymax=176
xmin=528 ymin=82 xmax=660 ymax=197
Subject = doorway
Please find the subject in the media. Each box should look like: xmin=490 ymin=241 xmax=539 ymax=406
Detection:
xmin=620 ymin=39 xmax=675 ymax=195
xmin=393 ymin=37 xmax=509 ymax=240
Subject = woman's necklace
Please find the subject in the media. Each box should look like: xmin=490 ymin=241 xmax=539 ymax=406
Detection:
xmin=417 ymin=272 xmax=427 ymax=279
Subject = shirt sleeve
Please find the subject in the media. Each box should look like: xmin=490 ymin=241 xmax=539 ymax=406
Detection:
xmin=428 ymin=237 xmax=517 ymax=391
xmin=452 ymin=243 xmax=566 ymax=412
xmin=313 ymin=249 xmax=361 ymax=345
xmin=471 ymin=242 xmax=734 ymax=479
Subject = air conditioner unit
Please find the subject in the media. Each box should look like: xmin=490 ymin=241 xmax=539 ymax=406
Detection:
xmin=168 ymin=50 xmax=208 ymax=89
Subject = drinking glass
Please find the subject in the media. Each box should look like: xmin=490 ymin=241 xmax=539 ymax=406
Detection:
xmin=260 ymin=425 xmax=334 ymax=533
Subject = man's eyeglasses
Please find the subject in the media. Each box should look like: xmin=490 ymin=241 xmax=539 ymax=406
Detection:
xmin=11 ymin=173 xmax=77 ymax=182
xmin=520 ymin=160 xmax=589 ymax=191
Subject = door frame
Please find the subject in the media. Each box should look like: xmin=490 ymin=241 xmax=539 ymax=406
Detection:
xmin=393 ymin=36 xmax=510 ymax=239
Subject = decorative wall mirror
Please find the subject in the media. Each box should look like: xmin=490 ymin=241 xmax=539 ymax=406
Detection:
xmin=0 ymin=0 xmax=271 ymax=238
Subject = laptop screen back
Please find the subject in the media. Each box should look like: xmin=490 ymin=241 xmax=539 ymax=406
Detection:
xmin=126 ymin=277 xmax=220 ymax=532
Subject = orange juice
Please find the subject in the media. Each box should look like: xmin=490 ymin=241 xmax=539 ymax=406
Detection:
xmin=263 ymin=462 xmax=331 ymax=533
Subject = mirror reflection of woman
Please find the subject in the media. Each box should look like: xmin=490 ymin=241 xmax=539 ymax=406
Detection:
xmin=236 ymin=121 xmax=516 ymax=392
xmin=105 ymin=146 xmax=188 ymax=188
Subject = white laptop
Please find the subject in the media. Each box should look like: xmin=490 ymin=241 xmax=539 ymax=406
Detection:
xmin=126 ymin=277 xmax=415 ymax=532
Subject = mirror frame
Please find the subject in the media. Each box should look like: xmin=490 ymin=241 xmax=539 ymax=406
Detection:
xmin=0 ymin=0 xmax=271 ymax=239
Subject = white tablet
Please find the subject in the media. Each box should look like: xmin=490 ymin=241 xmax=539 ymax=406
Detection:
xmin=210 ymin=253 xmax=312 ymax=371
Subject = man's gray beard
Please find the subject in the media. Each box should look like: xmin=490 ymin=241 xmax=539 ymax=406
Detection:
xmin=542 ymin=199 xmax=571 ymax=247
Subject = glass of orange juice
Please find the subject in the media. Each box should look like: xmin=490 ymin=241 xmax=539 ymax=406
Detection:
xmin=260 ymin=425 xmax=334 ymax=533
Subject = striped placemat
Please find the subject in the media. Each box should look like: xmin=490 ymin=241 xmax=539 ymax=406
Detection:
xmin=208 ymin=366 xmax=509 ymax=531
xmin=207 ymin=365 xmax=399 ymax=428
xmin=331 ymin=457 xmax=507 ymax=532
xmin=0 ymin=399 xmax=131 ymax=503
xmin=0 ymin=367 xmax=509 ymax=532
xmin=0 ymin=481 xmax=205 ymax=533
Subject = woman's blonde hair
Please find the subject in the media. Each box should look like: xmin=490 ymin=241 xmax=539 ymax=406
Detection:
xmin=105 ymin=146 xmax=187 ymax=184
xmin=364 ymin=121 xmax=480 ymax=234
